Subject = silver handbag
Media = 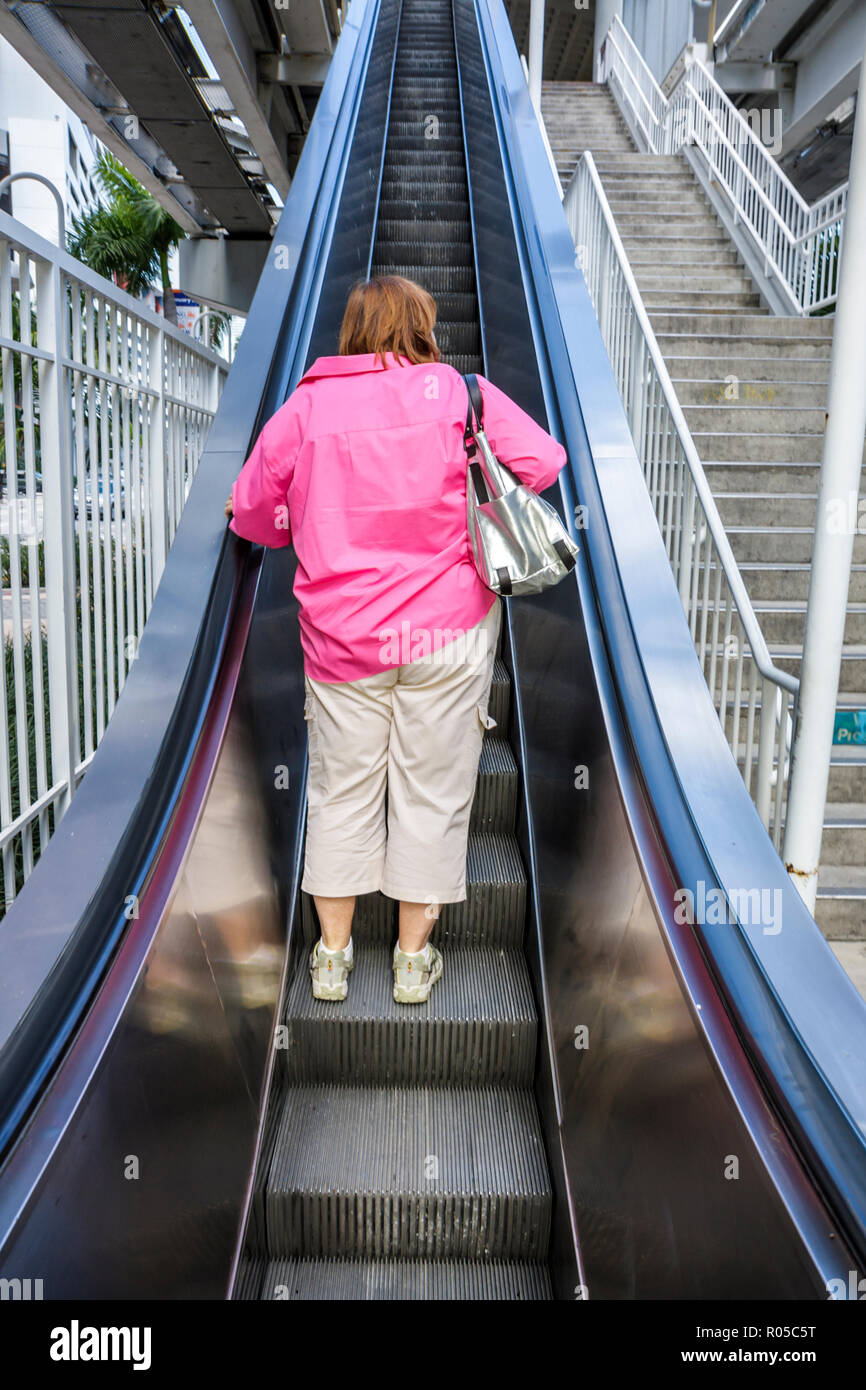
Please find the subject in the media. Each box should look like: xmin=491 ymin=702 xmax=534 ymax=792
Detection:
xmin=462 ymin=374 xmax=579 ymax=597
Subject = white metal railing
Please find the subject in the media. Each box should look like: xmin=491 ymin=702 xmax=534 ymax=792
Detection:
xmin=0 ymin=210 xmax=228 ymax=912
xmin=564 ymin=153 xmax=798 ymax=843
xmin=599 ymin=14 xmax=847 ymax=314
xmin=598 ymin=10 xmax=668 ymax=154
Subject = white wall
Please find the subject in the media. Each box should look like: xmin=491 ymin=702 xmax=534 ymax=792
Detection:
xmin=0 ymin=38 xmax=100 ymax=244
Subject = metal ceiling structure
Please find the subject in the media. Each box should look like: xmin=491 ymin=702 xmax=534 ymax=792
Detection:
xmin=0 ymin=0 xmax=342 ymax=236
xmin=505 ymin=0 xmax=595 ymax=81
xmin=711 ymin=0 xmax=864 ymax=201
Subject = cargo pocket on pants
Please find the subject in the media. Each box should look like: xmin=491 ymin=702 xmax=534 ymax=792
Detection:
xmin=303 ymin=685 xmax=323 ymax=795
xmin=477 ymin=703 xmax=497 ymax=734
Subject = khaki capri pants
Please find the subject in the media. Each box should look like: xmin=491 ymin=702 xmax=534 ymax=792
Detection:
xmin=301 ymin=600 xmax=502 ymax=904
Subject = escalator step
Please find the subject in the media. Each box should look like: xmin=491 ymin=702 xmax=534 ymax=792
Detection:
xmin=489 ymin=656 xmax=511 ymax=728
xmin=248 ymin=0 xmax=555 ymax=1301
xmin=373 ymin=241 xmax=473 ymax=266
xmin=377 ymin=199 xmax=469 ymax=221
xmin=233 ymin=1256 xmax=266 ymax=1300
xmin=378 ymin=180 xmax=468 ymax=200
xmin=265 ymin=1084 xmax=552 ymax=1260
xmin=371 ymin=264 xmax=475 ymax=293
xmin=434 ymin=323 xmax=482 ymax=354
xmin=257 ymin=1256 xmax=553 ymax=1300
xmin=383 ymin=153 xmax=467 ymax=168
xmin=281 ymin=944 xmax=536 ymax=1087
xmin=443 ymin=353 xmax=485 ymax=375
xmin=471 ymin=735 xmax=518 ymax=831
xmin=301 ymin=830 xmax=526 ymax=949
xmin=375 ymin=219 xmax=471 ymax=243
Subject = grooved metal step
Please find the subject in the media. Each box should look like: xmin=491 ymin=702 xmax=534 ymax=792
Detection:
xmin=265 ymin=1084 xmax=552 ymax=1260
xmin=281 ymin=944 xmax=537 ymax=1087
xmin=471 ymin=735 xmax=519 ymax=830
xmin=300 ymin=829 xmax=527 ymax=949
xmin=241 ymin=0 xmax=556 ymax=1299
xmin=256 ymin=1256 xmax=553 ymax=1300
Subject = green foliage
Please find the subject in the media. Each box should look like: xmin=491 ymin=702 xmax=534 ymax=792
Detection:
xmin=67 ymin=151 xmax=187 ymax=312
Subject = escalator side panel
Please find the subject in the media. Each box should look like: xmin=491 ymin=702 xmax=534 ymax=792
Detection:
xmin=0 ymin=0 xmax=390 ymax=1296
xmin=0 ymin=562 xmax=287 ymax=1297
xmin=455 ymin=0 xmax=857 ymax=1296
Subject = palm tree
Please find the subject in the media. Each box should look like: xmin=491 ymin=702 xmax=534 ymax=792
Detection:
xmin=68 ymin=152 xmax=186 ymax=324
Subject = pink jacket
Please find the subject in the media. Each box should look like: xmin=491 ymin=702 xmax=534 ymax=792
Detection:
xmin=230 ymin=353 xmax=567 ymax=682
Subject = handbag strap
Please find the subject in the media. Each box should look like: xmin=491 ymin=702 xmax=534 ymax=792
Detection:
xmin=462 ymin=373 xmax=490 ymax=504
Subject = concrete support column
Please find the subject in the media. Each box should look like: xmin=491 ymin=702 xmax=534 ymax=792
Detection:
xmin=594 ymin=0 xmax=623 ymax=81
xmin=782 ymin=29 xmax=866 ymax=910
xmin=528 ymin=0 xmax=546 ymax=111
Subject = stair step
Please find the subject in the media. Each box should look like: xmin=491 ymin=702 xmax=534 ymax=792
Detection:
xmin=650 ymin=312 xmax=832 ymax=337
xmin=598 ymin=170 xmax=699 ymax=187
xmin=373 ymin=240 xmax=474 ymax=266
xmin=627 ymin=246 xmax=742 ymax=266
xmin=605 ymin=191 xmax=709 ymax=212
xmin=674 ymin=378 xmax=829 ymax=405
xmin=301 ymin=830 xmax=527 ymax=949
xmin=827 ymin=942 xmax=866 ymax=1000
xmin=255 ymin=1256 xmax=553 ymax=1300
xmin=714 ymin=492 xmax=819 ymax=527
xmin=643 ymin=290 xmax=763 ymax=309
xmin=471 ymin=734 xmax=519 ymax=831
xmin=265 ymin=1084 xmax=552 ymax=1260
xmin=690 ymin=432 xmax=829 ymax=463
xmin=594 ymin=154 xmax=685 ymax=170
xmin=765 ymin=643 xmax=866 ymax=691
xmin=684 ymin=404 xmax=829 ymax=434
xmin=281 ymin=944 xmax=537 ymax=1087
xmin=723 ymin=526 xmax=866 ymax=563
xmin=668 ymin=355 xmax=830 ymax=383
xmin=704 ymin=560 xmax=866 ymax=602
xmin=820 ymin=806 xmax=866 ymax=865
xmin=657 ymin=332 xmax=833 ymax=359
xmin=816 ymin=865 xmax=866 ymax=940
xmin=636 ymin=272 xmax=756 ymax=295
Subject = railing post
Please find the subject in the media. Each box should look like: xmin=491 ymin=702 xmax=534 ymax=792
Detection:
xmin=755 ymin=678 xmax=775 ymax=828
xmin=149 ymin=322 xmax=167 ymax=584
xmin=36 ymin=256 xmax=79 ymax=816
xmin=783 ymin=27 xmax=866 ymax=909
xmin=598 ymin=234 xmax=612 ymax=343
xmin=678 ymin=473 xmax=696 ymax=606
xmin=628 ymin=329 xmax=646 ymax=448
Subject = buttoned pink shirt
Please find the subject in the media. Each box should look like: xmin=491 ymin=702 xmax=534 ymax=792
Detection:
xmin=230 ymin=352 xmax=567 ymax=682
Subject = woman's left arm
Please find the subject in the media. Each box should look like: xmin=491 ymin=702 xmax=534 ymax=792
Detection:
xmin=227 ymin=400 xmax=303 ymax=547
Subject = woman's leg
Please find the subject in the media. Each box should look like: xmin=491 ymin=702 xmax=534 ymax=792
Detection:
xmin=385 ymin=601 xmax=502 ymax=1004
xmin=397 ymin=898 xmax=441 ymax=954
xmin=314 ymin=894 xmax=356 ymax=950
xmin=302 ymin=669 xmax=395 ymax=999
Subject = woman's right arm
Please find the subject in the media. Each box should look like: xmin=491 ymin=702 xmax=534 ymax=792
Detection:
xmin=229 ymin=399 xmax=304 ymax=547
xmin=475 ymin=375 xmax=567 ymax=493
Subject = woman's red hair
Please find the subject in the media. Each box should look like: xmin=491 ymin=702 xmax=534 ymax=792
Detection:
xmin=338 ymin=275 xmax=440 ymax=367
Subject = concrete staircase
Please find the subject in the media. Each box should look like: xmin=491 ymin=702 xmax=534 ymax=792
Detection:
xmin=542 ymin=80 xmax=866 ymax=992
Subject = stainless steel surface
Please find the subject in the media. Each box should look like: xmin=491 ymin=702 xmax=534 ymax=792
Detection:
xmin=0 ymin=571 xmax=286 ymax=1295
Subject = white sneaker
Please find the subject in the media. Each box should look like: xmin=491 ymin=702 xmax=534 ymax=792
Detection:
xmin=392 ymin=944 xmax=443 ymax=1004
xmin=309 ymin=939 xmax=354 ymax=1002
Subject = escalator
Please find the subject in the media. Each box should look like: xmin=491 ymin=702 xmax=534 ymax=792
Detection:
xmin=0 ymin=0 xmax=865 ymax=1303
xmin=238 ymin=0 xmax=551 ymax=1300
